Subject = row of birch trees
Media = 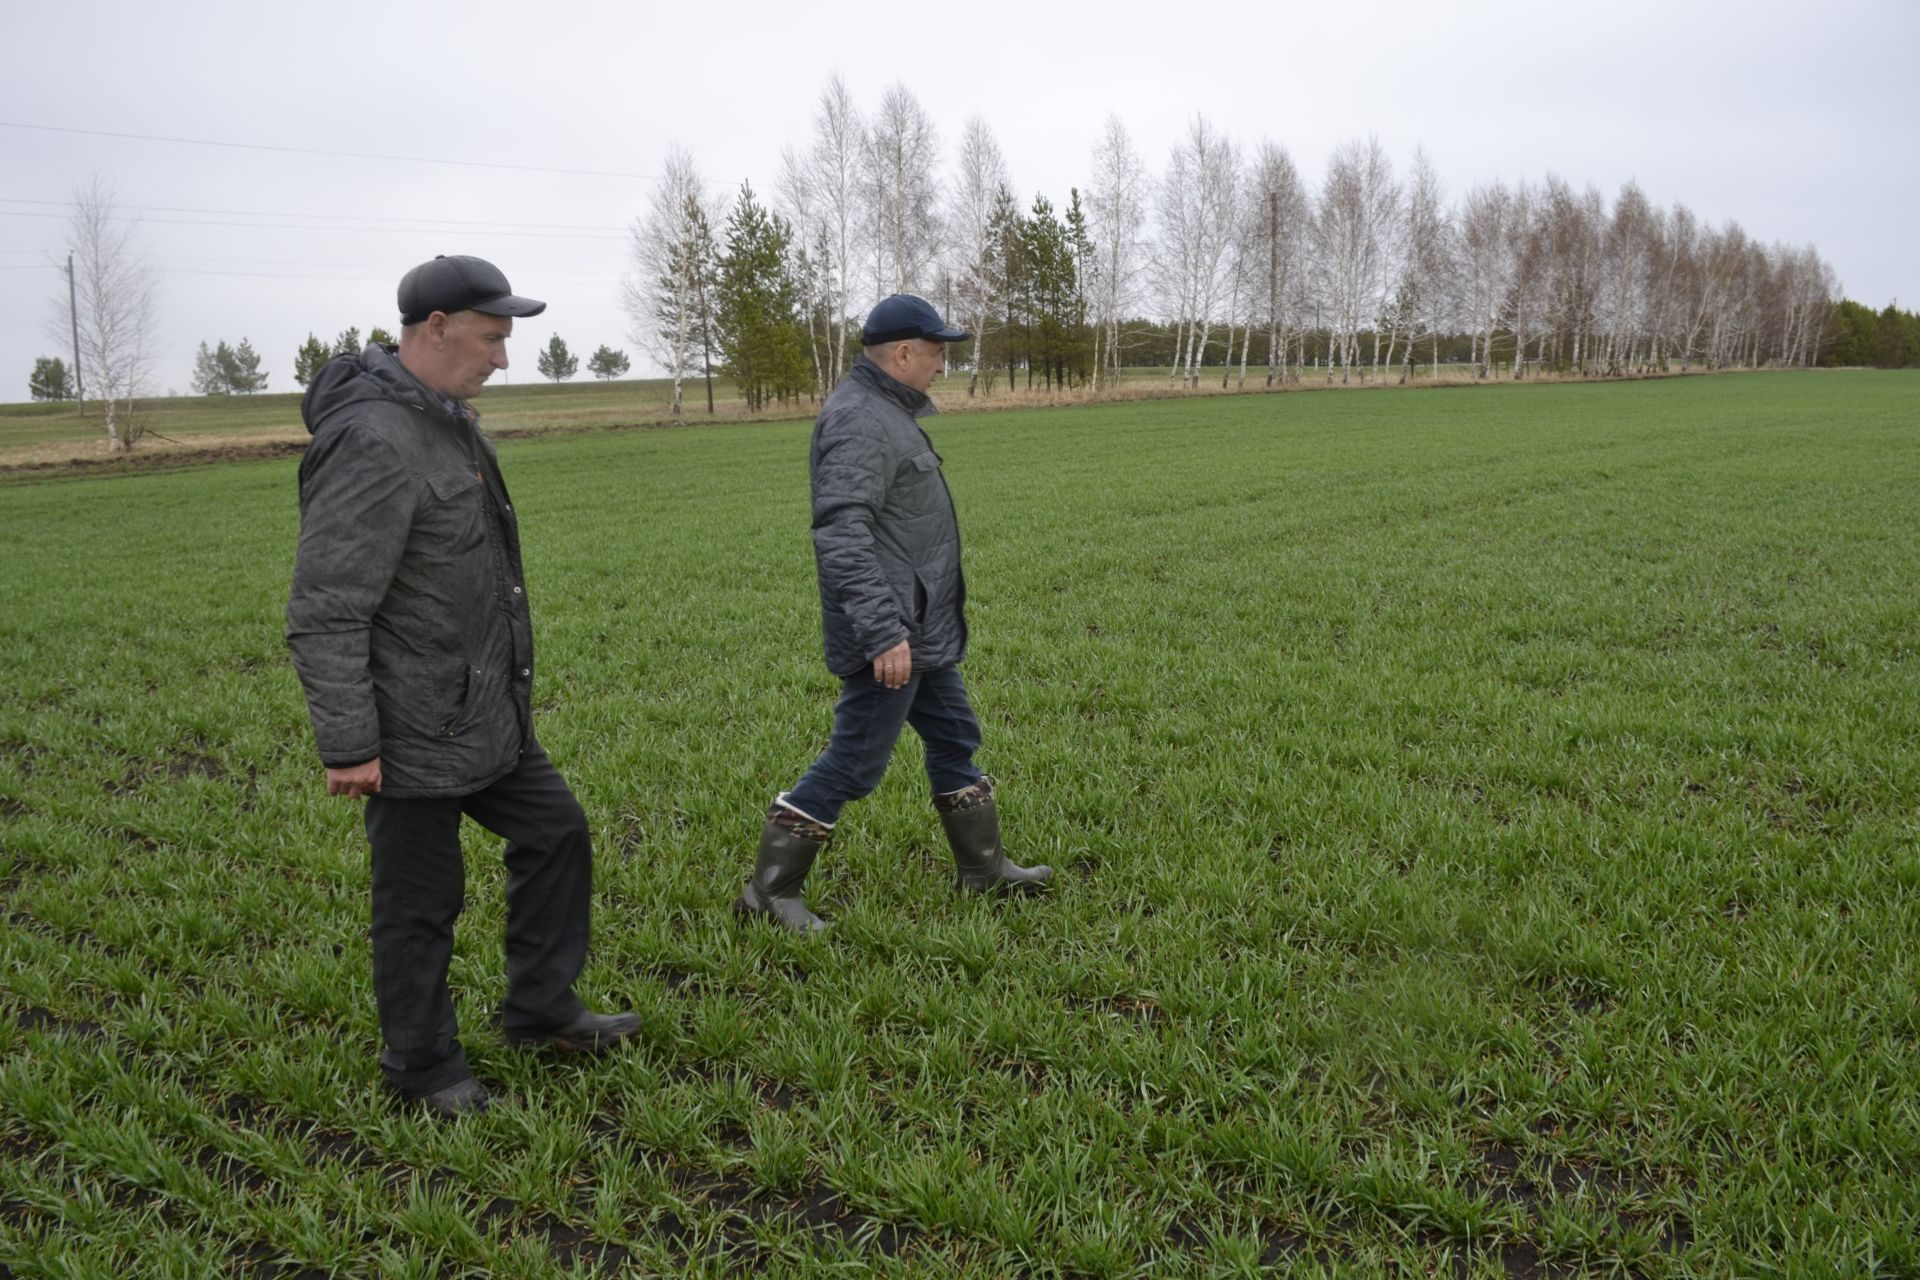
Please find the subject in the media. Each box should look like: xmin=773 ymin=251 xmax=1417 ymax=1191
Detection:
xmin=624 ymin=79 xmax=1839 ymax=407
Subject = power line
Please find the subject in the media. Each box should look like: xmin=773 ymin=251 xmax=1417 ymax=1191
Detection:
xmin=0 ymin=120 xmax=659 ymax=181
xmin=0 ymin=210 xmax=622 ymax=240
xmin=157 ymin=267 xmax=619 ymax=282
xmin=0 ymin=196 xmax=624 ymax=233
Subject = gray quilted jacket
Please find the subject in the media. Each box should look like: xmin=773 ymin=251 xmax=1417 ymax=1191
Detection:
xmin=811 ymin=355 xmax=968 ymax=676
xmin=285 ymin=346 xmax=533 ymax=798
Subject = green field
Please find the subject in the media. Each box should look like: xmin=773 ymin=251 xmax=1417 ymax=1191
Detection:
xmin=0 ymin=364 xmax=1434 ymax=468
xmin=2 ymin=372 xmax=1916 ymax=1277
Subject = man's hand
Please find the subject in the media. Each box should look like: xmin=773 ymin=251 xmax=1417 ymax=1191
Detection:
xmin=326 ymin=758 xmax=382 ymax=799
xmin=872 ymin=640 xmax=912 ymax=690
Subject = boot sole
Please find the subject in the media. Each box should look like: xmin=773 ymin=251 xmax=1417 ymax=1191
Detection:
xmin=957 ymin=874 xmax=1054 ymax=895
xmin=502 ymin=1021 xmax=640 ymax=1054
xmin=733 ymin=893 xmax=829 ymax=933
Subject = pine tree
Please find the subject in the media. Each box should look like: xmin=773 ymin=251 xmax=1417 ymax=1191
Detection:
xmin=28 ymin=356 xmax=75 ymax=401
xmin=368 ymin=327 xmax=398 ymax=349
xmin=535 ymin=334 xmax=579 ymax=381
xmin=227 ymin=338 xmax=267 ymax=393
xmin=587 ymin=346 xmax=631 ymax=380
xmin=714 ymin=182 xmax=813 ymax=411
xmin=981 ymin=187 xmax=1026 ymax=392
xmin=192 ymin=341 xmax=229 ymax=396
xmin=333 ymin=328 xmax=362 ymax=358
xmin=293 ymin=333 xmax=332 ymax=387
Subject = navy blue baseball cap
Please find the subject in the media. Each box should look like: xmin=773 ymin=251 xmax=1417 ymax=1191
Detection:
xmin=398 ymin=255 xmax=547 ymax=326
xmin=862 ymin=293 xmax=970 ymax=345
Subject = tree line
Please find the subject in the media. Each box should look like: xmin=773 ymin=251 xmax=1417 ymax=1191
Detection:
xmin=28 ymin=115 xmax=1896 ymax=448
xmin=1822 ymin=301 xmax=1920 ymax=368
xmin=626 ymin=78 xmax=1860 ymax=411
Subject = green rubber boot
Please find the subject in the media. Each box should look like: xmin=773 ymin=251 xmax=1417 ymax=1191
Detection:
xmin=733 ymin=812 xmax=831 ymax=934
xmin=935 ymin=777 xmax=1052 ymax=894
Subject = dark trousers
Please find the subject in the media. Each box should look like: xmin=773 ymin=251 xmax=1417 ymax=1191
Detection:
xmin=783 ymin=665 xmax=985 ymax=826
xmin=362 ymin=740 xmax=590 ymax=1096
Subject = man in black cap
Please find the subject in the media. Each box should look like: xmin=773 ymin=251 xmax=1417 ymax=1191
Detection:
xmin=733 ymin=292 xmax=1053 ymax=934
xmin=287 ymin=255 xmax=638 ymax=1117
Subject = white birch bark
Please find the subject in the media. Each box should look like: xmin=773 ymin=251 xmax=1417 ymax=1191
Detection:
xmin=52 ymin=175 xmax=158 ymax=450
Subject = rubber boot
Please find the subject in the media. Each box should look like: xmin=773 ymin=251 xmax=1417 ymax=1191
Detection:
xmin=733 ymin=814 xmax=830 ymax=934
xmin=935 ymin=777 xmax=1052 ymax=894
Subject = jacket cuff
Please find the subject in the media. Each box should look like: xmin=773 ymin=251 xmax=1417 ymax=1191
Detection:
xmin=862 ymin=626 xmax=910 ymax=663
xmin=318 ymin=742 xmax=381 ymax=769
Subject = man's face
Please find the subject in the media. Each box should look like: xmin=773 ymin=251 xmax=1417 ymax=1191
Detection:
xmin=436 ymin=310 xmax=513 ymax=400
xmin=895 ymin=338 xmax=947 ymax=393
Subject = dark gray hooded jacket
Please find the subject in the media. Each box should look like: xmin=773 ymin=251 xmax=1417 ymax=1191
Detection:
xmin=286 ymin=346 xmax=533 ymax=798
xmin=811 ymin=355 xmax=968 ymax=676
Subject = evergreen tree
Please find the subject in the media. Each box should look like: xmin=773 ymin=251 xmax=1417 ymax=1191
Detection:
xmin=714 ymin=182 xmax=813 ymax=411
xmin=981 ymin=186 xmax=1026 ymax=392
xmin=28 ymin=356 xmax=75 ymax=401
xmin=587 ymin=346 xmax=631 ymax=380
xmin=1064 ymin=189 xmax=1098 ymax=385
xmin=333 ymin=327 xmax=362 ymax=358
xmin=192 ymin=341 xmax=230 ymax=396
xmin=293 ymin=333 xmax=332 ymax=387
xmin=368 ymin=327 xmax=398 ymax=349
xmin=1022 ymin=196 xmax=1079 ymax=390
xmin=1876 ymin=303 xmax=1919 ymax=368
xmin=1822 ymin=300 xmax=1875 ymax=366
xmin=227 ymin=338 xmax=267 ymax=393
xmin=536 ymin=334 xmax=579 ymax=381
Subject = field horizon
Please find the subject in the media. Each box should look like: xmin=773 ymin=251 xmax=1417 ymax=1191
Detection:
xmin=0 ymin=361 xmax=1799 ymax=477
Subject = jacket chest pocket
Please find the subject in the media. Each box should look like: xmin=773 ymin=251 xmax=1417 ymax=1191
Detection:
xmin=893 ymin=448 xmax=943 ymax=510
xmin=421 ymin=464 xmax=489 ymax=554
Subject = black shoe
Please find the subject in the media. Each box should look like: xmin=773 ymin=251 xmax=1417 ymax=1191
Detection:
xmin=415 ymin=1076 xmax=491 ymax=1118
xmin=503 ymin=1009 xmax=642 ymax=1053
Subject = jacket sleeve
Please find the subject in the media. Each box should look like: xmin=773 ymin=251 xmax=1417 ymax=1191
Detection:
xmin=811 ymin=410 xmax=909 ymax=662
xmin=285 ymin=421 xmax=417 ymax=767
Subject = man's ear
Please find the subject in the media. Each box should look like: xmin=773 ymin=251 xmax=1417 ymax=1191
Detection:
xmin=423 ymin=312 xmax=450 ymax=346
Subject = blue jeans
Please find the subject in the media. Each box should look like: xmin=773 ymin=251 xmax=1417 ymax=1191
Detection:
xmin=782 ymin=665 xmax=985 ymax=825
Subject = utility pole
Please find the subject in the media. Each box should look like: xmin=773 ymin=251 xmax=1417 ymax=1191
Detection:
xmin=66 ymin=252 xmax=85 ymax=414
xmin=1267 ymin=191 xmax=1279 ymax=387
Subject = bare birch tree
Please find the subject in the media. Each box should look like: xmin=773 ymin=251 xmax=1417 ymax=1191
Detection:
xmin=1084 ymin=116 xmax=1151 ymax=389
xmin=622 ymin=146 xmax=715 ymax=416
xmin=1241 ymin=143 xmax=1307 ymax=386
xmin=1393 ymin=147 xmax=1452 ymax=382
xmin=1312 ymin=137 xmax=1396 ymax=383
xmin=1457 ymin=181 xmax=1512 ymax=378
xmin=801 ymin=76 xmax=864 ymax=386
xmin=774 ymin=153 xmax=824 ymax=398
xmin=1156 ymin=116 xmax=1239 ymax=388
xmin=1501 ymin=181 xmax=1546 ymax=379
xmin=948 ymin=116 xmax=1011 ymax=395
xmin=862 ymin=84 xmax=942 ymax=297
xmin=49 ymin=175 xmax=158 ymax=451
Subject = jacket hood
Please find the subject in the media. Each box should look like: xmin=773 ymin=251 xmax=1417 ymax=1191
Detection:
xmin=301 ymin=345 xmax=447 ymax=436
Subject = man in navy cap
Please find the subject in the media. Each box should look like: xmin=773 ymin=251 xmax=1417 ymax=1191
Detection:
xmin=733 ymin=293 xmax=1053 ymax=934
xmin=287 ymin=255 xmax=639 ymax=1116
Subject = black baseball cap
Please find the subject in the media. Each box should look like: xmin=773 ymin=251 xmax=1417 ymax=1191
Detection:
xmin=397 ymin=255 xmax=547 ymax=326
xmin=862 ymin=293 xmax=970 ymax=345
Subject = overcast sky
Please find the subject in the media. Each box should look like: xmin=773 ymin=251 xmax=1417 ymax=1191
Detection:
xmin=4 ymin=0 xmax=1915 ymax=399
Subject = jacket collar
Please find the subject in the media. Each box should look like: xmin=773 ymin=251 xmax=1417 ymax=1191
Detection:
xmin=850 ymin=353 xmax=936 ymax=418
xmin=365 ymin=344 xmax=477 ymax=429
